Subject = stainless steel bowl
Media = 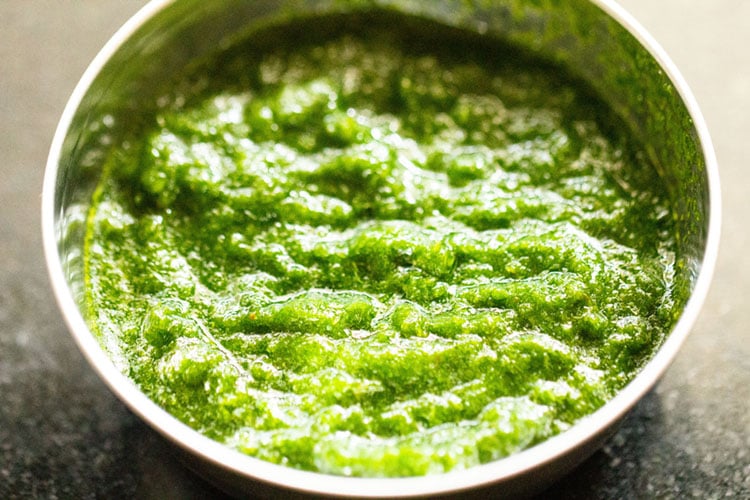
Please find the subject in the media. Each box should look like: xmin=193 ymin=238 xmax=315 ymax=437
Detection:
xmin=42 ymin=0 xmax=720 ymax=497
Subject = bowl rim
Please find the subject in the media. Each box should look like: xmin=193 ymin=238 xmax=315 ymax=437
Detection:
xmin=41 ymin=0 xmax=721 ymax=497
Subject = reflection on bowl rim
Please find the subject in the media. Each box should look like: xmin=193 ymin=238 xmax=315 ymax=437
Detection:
xmin=41 ymin=0 xmax=720 ymax=497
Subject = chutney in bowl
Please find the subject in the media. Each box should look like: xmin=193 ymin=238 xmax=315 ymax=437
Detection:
xmin=43 ymin=1 xmax=719 ymax=497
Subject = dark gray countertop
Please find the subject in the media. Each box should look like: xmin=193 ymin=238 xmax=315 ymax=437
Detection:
xmin=1 ymin=1 xmax=747 ymax=498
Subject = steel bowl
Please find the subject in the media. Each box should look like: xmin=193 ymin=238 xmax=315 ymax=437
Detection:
xmin=42 ymin=0 xmax=720 ymax=497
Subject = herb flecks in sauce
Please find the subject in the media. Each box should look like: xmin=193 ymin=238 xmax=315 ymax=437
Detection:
xmin=85 ymin=20 xmax=676 ymax=477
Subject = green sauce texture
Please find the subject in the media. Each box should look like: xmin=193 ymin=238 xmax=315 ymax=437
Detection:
xmin=84 ymin=14 xmax=678 ymax=477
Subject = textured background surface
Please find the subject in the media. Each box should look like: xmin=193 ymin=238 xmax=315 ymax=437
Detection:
xmin=1 ymin=1 xmax=747 ymax=498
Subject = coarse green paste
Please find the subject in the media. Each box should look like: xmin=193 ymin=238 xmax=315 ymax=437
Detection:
xmin=84 ymin=13 xmax=678 ymax=477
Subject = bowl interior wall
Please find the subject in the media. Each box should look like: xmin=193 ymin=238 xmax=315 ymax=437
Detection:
xmin=56 ymin=0 xmax=708 ymax=316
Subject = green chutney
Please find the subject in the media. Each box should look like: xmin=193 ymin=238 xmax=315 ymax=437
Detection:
xmin=84 ymin=13 xmax=678 ymax=477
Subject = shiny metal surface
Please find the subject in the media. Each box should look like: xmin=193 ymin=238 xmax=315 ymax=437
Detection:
xmin=42 ymin=1 xmax=720 ymax=497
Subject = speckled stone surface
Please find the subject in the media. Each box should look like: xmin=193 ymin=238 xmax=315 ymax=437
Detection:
xmin=0 ymin=1 xmax=747 ymax=498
